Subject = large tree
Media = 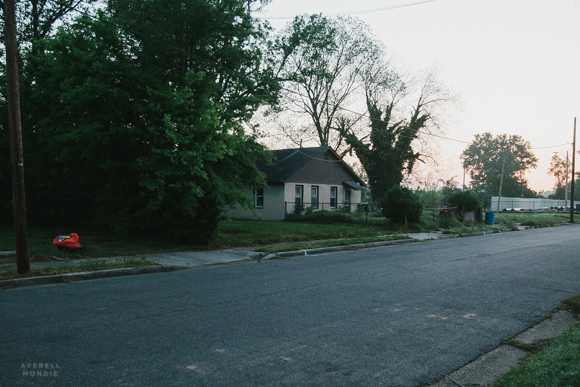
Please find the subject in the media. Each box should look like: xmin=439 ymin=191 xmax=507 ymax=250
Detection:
xmin=272 ymin=14 xmax=379 ymax=151
xmin=2 ymin=0 xmax=278 ymax=243
xmin=339 ymin=66 xmax=457 ymax=200
xmin=547 ymin=153 xmax=569 ymax=200
xmin=462 ymin=133 xmax=539 ymax=205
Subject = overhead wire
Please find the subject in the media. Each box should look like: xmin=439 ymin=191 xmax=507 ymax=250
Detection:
xmin=258 ymin=0 xmax=436 ymax=19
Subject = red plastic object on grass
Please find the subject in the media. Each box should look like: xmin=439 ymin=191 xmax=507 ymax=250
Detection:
xmin=53 ymin=233 xmax=82 ymax=251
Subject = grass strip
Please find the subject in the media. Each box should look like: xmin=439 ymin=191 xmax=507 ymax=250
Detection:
xmin=0 ymin=257 xmax=155 ymax=280
xmin=254 ymin=235 xmax=410 ymax=254
xmin=492 ymin=323 xmax=580 ymax=387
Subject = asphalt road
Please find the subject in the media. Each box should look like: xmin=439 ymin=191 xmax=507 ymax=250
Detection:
xmin=2 ymin=225 xmax=580 ymax=387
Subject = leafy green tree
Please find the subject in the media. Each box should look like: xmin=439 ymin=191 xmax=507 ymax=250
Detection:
xmin=462 ymin=133 xmax=538 ymax=207
xmin=547 ymin=153 xmax=569 ymax=200
xmin=440 ymin=178 xmax=462 ymax=206
xmin=341 ymin=68 xmax=456 ymax=200
xmin=5 ymin=1 xmax=277 ymax=243
xmin=380 ymin=186 xmax=423 ymax=224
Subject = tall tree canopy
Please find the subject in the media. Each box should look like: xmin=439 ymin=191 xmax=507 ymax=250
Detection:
xmin=462 ymin=133 xmax=539 ymax=205
xmin=1 ymin=0 xmax=278 ymax=243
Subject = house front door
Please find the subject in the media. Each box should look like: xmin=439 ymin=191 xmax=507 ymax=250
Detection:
xmin=295 ymin=185 xmax=303 ymax=213
xmin=344 ymin=190 xmax=351 ymax=213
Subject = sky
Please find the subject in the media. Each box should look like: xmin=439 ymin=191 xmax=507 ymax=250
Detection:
xmin=254 ymin=0 xmax=580 ymax=193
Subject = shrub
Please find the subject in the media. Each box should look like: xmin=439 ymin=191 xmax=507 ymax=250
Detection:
xmin=437 ymin=216 xmax=463 ymax=230
xmin=448 ymin=191 xmax=480 ymax=212
xmin=380 ymin=186 xmax=423 ymax=224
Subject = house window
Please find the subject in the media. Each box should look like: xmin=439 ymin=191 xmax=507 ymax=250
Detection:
xmin=295 ymin=185 xmax=303 ymax=210
xmin=254 ymin=188 xmax=264 ymax=208
xmin=330 ymin=186 xmax=337 ymax=209
xmin=311 ymin=186 xmax=319 ymax=209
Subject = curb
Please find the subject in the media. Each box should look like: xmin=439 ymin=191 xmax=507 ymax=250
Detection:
xmin=430 ymin=310 xmax=579 ymax=386
xmin=0 ymin=264 xmax=177 ymax=290
xmin=263 ymin=238 xmax=418 ymax=260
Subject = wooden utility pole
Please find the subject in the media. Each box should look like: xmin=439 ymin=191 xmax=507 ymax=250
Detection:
xmin=5 ymin=0 xmax=30 ymax=273
xmin=496 ymin=155 xmax=507 ymax=212
xmin=570 ymin=118 xmax=576 ymax=223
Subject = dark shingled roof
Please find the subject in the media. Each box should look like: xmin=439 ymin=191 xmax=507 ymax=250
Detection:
xmin=257 ymin=146 xmax=364 ymax=185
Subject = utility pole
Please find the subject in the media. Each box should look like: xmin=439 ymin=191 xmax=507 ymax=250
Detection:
xmin=5 ymin=0 xmax=30 ymax=273
xmin=496 ymin=155 xmax=507 ymax=212
xmin=565 ymin=150 xmax=569 ymax=210
xmin=570 ymin=118 xmax=576 ymax=223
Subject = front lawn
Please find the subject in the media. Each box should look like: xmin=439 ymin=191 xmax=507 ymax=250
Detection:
xmin=0 ymin=220 xmax=395 ymax=262
xmin=0 ymin=212 xmax=573 ymax=262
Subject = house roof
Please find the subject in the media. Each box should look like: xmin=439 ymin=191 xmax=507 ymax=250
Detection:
xmin=257 ymin=146 xmax=365 ymax=186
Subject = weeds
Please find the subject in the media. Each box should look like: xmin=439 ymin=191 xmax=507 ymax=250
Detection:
xmin=561 ymin=294 xmax=580 ymax=315
xmin=254 ymin=235 xmax=410 ymax=254
xmin=0 ymin=257 xmax=155 ymax=280
xmin=492 ymin=324 xmax=580 ymax=387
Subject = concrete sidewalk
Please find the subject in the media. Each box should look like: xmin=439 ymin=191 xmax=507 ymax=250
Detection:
xmin=431 ymin=310 xmax=579 ymax=387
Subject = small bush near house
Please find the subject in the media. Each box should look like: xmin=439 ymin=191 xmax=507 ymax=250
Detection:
xmin=438 ymin=215 xmax=463 ymax=230
xmin=448 ymin=191 xmax=480 ymax=212
xmin=380 ymin=186 xmax=423 ymax=224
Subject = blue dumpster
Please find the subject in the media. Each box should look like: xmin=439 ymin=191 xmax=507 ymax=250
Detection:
xmin=485 ymin=211 xmax=495 ymax=225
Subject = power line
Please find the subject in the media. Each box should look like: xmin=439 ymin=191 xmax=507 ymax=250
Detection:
xmin=258 ymin=0 xmax=436 ymax=19
xmin=531 ymin=143 xmax=570 ymax=150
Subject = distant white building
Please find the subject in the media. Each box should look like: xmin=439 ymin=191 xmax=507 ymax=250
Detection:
xmin=491 ymin=196 xmax=570 ymax=212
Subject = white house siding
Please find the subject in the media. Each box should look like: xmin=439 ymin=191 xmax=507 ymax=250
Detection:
xmin=284 ymin=183 xmax=362 ymax=213
xmin=229 ymin=183 xmax=362 ymax=221
xmin=227 ymin=184 xmax=285 ymax=220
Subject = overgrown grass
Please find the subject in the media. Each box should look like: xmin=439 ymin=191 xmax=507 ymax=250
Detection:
xmin=491 ymin=294 xmax=580 ymax=386
xmin=561 ymin=294 xmax=580 ymax=316
xmin=0 ymin=221 xmax=396 ymax=261
xmin=494 ymin=213 xmax=570 ymax=229
xmin=211 ymin=219 xmax=395 ymax=248
xmin=0 ymin=225 xmax=192 ymax=261
xmin=284 ymin=209 xmax=389 ymax=225
xmin=492 ymin=323 xmax=580 ymax=387
xmin=253 ymin=234 xmax=410 ymax=254
xmin=0 ymin=212 xmax=573 ymax=263
xmin=0 ymin=257 xmax=155 ymax=280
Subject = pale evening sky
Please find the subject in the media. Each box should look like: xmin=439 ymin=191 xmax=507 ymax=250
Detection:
xmin=255 ymin=0 xmax=580 ymax=193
